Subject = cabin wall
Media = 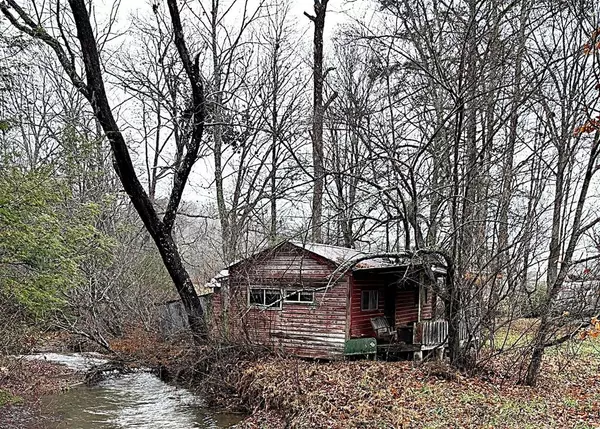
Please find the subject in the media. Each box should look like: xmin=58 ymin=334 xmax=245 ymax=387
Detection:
xmin=215 ymin=246 xmax=349 ymax=359
xmin=350 ymin=274 xmax=436 ymax=338
xmin=421 ymin=286 xmax=435 ymax=320
xmin=395 ymin=288 xmax=418 ymax=326
xmin=349 ymin=277 xmax=387 ymax=338
xmin=397 ymin=279 xmax=435 ymax=325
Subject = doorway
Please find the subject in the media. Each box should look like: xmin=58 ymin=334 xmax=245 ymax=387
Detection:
xmin=384 ymin=285 xmax=397 ymax=327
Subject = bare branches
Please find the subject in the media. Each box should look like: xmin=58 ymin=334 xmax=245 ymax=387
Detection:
xmin=163 ymin=0 xmax=206 ymax=234
xmin=2 ymin=0 xmax=208 ymax=339
xmin=0 ymin=0 xmax=87 ymax=96
xmin=304 ymin=12 xmax=316 ymax=22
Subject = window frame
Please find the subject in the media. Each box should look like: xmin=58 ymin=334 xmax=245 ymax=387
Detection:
xmin=361 ymin=290 xmax=379 ymax=311
xmin=283 ymin=288 xmax=315 ymax=304
xmin=248 ymin=287 xmax=282 ymax=310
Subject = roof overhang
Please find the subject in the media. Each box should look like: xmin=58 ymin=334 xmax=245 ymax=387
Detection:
xmin=353 ymin=262 xmax=447 ymax=277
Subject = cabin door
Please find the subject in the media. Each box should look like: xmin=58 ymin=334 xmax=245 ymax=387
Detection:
xmin=384 ymin=286 xmax=396 ymax=327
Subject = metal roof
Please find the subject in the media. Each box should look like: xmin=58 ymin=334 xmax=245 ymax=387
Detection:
xmin=209 ymin=241 xmax=442 ymax=284
xmin=289 ymin=241 xmax=411 ymax=270
xmin=290 ymin=241 xmax=367 ymax=265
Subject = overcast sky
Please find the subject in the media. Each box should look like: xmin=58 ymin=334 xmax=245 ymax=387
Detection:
xmin=94 ymin=0 xmax=375 ymax=206
xmin=111 ymin=0 xmax=373 ymax=40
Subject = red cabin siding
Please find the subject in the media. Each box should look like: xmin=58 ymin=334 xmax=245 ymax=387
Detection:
xmin=219 ymin=245 xmax=350 ymax=359
xmin=420 ymin=287 xmax=434 ymax=320
xmin=209 ymin=242 xmax=443 ymax=359
xmin=395 ymin=288 xmax=418 ymax=326
xmin=349 ymin=277 xmax=387 ymax=338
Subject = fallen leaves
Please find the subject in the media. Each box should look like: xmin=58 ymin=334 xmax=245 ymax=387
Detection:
xmin=0 ymin=356 xmax=83 ymax=429
xmin=0 ymin=357 xmax=81 ymax=400
xmin=233 ymin=355 xmax=600 ymax=429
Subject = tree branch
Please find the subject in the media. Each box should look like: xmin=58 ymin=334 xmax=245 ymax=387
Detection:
xmin=543 ymin=321 xmax=591 ymax=348
xmin=163 ymin=0 xmax=206 ymax=234
xmin=304 ymin=11 xmax=316 ymax=21
xmin=0 ymin=0 xmax=88 ymax=96
xmin=571 ymin=253 xmax=600 ymax=265
xmin=324 ymin=91 xmax=338 ymax=111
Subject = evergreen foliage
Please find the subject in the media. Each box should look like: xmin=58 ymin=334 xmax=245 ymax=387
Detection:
xmin=0 ymin=166 xmax=113 ymax=317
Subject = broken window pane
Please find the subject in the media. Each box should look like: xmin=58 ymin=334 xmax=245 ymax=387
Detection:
xmin=265 ymin=290 xmax=281 ymax=307
xmin=250 ymin=289 xmax=264 ymax=305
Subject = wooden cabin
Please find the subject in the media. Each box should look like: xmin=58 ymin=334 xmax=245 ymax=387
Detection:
xmin=210 ymin=241 xmax=452 ymax=359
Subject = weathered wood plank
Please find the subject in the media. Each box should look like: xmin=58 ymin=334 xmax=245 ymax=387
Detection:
xmin=215 ymin=246 xmax=350 ymax=358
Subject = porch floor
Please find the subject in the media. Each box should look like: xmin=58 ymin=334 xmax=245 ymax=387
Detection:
xmin=376 ymin=342 xmax=421 ymax=354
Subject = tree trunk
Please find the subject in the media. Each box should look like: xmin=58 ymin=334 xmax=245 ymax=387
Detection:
xmin=269 ymin=32 xmax=280 ymax=244
xmin=209 ymin=0 xmax=233 ymax=262
xmin=307 ymin=1 xmax=330 ymax=243
xmin=525 ymin=131 xmax=600 ymax=385
xmin=14 ymin=0 xmax=211 ymax=340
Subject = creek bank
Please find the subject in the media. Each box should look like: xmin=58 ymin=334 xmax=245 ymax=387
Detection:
xmin=2 ymin=351 xmax=244 ymax=429
xmin=0 ymin=355 xmax=84 ymax=429
xmin=106 ymin=330 xmax=267 ymax=412
xmin=225 ymin=355 xmax=600 ymax=429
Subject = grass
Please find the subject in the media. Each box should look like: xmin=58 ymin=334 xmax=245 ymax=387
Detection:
xmin=228 ymin=318 xmax=600 ymax=428
xmin=489 ymin=317 xmax=600 ymax=358
xmin=0 ymin=389 xmax=22 ymax=406
xmin=490 ymin=318 xmax=538 ymax=350
xmin=556 ymin=335 xmax=600 ymax=357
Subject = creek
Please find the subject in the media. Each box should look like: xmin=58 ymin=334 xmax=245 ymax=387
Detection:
xmin=24 ymin=353 xmax=242 ymax=429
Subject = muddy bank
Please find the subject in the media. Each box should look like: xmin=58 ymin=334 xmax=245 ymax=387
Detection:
xmin=0 ymin=356 xmax=83 ymax=429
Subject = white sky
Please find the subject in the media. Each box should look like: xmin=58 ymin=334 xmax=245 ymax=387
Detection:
xmin=85 ymin=1 xmax=599 ymax=265
xmin=97 ymin=0 xmax=374 ymax=206
xmin=112 ymin=0 xmax=373 ymax=40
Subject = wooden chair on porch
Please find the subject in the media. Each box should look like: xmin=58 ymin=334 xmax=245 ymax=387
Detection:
xmin=370 ymin=316 xmax=397 ymax=343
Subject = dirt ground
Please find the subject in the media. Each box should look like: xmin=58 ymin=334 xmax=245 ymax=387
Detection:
xmin=231 ymin=352 xmax=600 ymax=429
xmin=0 ymin=357 xmax=82 ymax=429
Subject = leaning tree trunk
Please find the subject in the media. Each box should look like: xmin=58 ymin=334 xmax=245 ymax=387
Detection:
xmin=0 ymin=0 xmax=210 ymax=340
xmin=525 ymin=131 xmax=600 ymax=385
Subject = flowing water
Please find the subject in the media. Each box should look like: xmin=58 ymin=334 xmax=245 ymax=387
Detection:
xmin=25 ymin=353 xmax=242 ymax=429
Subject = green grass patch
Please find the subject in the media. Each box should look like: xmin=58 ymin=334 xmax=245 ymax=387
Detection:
xmin=0 ymin=389 xmax=23 ymax=406
xmin=491 ymin=318 xmax=600 ymax=359
xmin=492 ymin=327 xmax=534 ymax=349
xmin=459 ymin=391 xmax=487 ymax=404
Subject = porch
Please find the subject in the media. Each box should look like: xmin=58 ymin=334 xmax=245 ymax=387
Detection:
xmin=344 ymin=319 xmax=470 ymax=359
xmin=349 ymin=265 xmax=439 ymax=329
xmin=345 ymin=264 xmax=454 ymax=359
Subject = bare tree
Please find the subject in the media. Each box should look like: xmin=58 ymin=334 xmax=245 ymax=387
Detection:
xmin=523 ymin=1 xmax=600 ymax=385
xmin=305 ymin=0 xmax=337 ymax=243
xmin=0 ymin=0 xmax=208 ymax=339
xmin=258 ymin=0 xmax=306 ymax=244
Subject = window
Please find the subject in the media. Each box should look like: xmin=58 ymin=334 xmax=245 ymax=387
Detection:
xmin=249 ymin=288 xmax=282 ymax=309
xmin=361 ymin=290 xmax=379 ymax=311
xmin=284 ymin=289 xmax=315 ymax=304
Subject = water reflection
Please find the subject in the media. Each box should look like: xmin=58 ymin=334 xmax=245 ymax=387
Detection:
xmin=27 ymin=354 xmax=241 ymax=429
xmin=42 ymin=373 xmax=241 ymax=429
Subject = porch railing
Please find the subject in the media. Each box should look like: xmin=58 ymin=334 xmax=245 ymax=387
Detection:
xmin=413 ymin=320 xmax=472 ymax=348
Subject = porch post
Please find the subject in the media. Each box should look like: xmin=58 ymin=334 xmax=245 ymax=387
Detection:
xmin=414 ymin=349 xmax=423 ymax=362
xmin=417 ymin=275 xmax=423 ymax=323
xmin=434 ymin=347 xmax=444 ymax=361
